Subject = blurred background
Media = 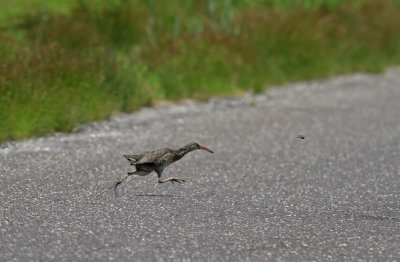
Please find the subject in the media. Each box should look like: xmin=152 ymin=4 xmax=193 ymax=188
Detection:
xmin=1 ymin=0 xmax=400 ymax=141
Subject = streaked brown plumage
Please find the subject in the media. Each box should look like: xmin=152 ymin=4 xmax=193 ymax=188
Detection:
xmin=110 ymin=142 xmax=213 ymax=194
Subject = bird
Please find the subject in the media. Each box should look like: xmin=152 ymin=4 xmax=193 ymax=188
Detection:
xmin=296 ymin=134 xmax=305 ymax=139
xmin=110 ymin=142 xmax=214 ymax=194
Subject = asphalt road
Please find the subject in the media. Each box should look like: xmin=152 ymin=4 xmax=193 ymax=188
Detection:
xmin=1 ymin=69 xmax=400 ymax=261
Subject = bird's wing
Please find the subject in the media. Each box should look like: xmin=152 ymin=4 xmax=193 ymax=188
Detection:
xmin=134 ymin=148 xmax=170 ymax=165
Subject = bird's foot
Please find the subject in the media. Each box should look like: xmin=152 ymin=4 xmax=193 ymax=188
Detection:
xmin=159 ymin=177 xmax=186 ymax=184
xmin=171 ymin=178 xmax=185 ymax=184
xmin=110 ymin=179 xmax=122 ymax=195
xmin=109 ymin=173 xmax=131 ymax=195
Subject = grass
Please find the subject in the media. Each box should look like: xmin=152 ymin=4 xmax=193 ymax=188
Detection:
xmin=1 ymin=0 xmax=400 ymax=141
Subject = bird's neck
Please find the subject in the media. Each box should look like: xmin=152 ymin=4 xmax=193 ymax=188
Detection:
xmin=176 ymin=147 xmax=194 ymax=158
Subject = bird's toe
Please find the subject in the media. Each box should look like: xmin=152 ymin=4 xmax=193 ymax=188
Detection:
xmin=110 ymin=179 xmax=122 ymax=195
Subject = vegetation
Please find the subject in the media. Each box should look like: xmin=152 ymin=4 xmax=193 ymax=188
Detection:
xmin=1 ymin=0 xmax=400 ymax=141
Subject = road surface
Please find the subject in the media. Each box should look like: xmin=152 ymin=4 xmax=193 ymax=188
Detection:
xmin=1 ymin=69 xmax=400 ymax=261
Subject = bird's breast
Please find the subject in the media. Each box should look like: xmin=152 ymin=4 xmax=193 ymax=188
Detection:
xmin=173 ymin=154 xmax=183 ymax=162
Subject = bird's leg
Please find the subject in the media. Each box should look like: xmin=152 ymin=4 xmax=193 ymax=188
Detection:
xmin=110 ymin=171 xmax=135 ymax=195
xmin=155 ymin=168 xmax=185 ymax=183
xmin=156 ymin=169 xmax=185 ymax=184
xmin=158 ymin=177 xmax=186 ymax=184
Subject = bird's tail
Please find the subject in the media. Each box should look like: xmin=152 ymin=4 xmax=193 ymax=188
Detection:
xmin=124 ymin=154 xmax=140 ymax=165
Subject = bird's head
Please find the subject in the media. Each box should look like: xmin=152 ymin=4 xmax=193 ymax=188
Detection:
xmin=182 ymin=142 xmax=214 ymax=154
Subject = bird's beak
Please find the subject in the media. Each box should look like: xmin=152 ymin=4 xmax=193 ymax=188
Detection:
xmin=199 ymin=146 xmax=214 ymax=154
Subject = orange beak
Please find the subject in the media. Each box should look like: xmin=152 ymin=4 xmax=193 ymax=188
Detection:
xmin=199 ymin=146 xmax=214 ymax=154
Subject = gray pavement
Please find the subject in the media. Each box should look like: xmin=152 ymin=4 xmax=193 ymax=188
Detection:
xmin=1 ymin=69 xmax=400 ymax=261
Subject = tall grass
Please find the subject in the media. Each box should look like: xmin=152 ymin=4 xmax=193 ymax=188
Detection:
xmin=1 ymin=0 xmax=400 ymax=141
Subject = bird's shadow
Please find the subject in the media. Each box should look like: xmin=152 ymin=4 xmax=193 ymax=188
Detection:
xmin=133 ymin=194 xmax=175 ymax=198
xmin=359 ymin=213 xmax=400 ymax=222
